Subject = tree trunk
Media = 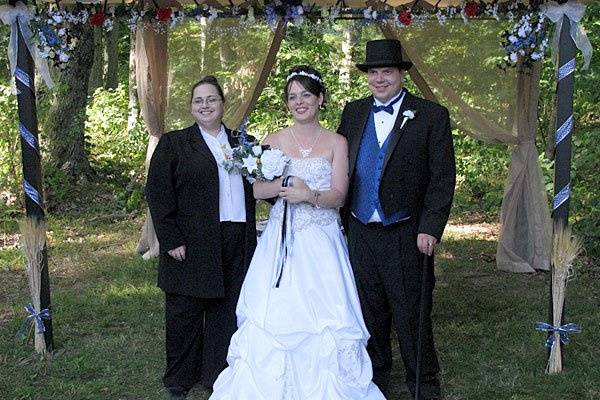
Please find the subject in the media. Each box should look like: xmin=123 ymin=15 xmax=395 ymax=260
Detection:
xmin=201 ymin=18 xmax=221 ymax=72
xmin=46 ymin=21 xmax=95 ymax=181
xmin=88 ymin=26 xmax=104 ymax=95
xmin=127 ymin=29 xmax=139 ymax=132
xmin=340 ymin=28 xmax=354 ymax=87
xmin=104 ymin=21 xmax=120 ymax=90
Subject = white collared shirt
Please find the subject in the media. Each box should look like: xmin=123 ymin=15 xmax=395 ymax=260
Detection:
xmin=199 ymin=125 xmax=246 ymax=223
xmin=373 ymin=90 xmax=405 ymax=148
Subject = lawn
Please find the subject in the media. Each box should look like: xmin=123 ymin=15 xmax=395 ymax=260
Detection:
xmin=0 ymin=214 xmax=598 ymax=400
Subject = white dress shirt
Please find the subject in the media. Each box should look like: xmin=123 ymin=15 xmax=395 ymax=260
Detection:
xmin=373 ymin=90 xmax=406 ymax=148
xmin=368 ymin=90 xmax=406 ymax=222
xmin=200 ymin=125 xmax=246 ymax=222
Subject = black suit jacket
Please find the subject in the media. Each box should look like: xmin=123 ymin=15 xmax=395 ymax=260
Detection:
xmin=338 ymin=91 xmax=456 ymax=241
xmin=145 ymin=124 xmax=257 ymax=298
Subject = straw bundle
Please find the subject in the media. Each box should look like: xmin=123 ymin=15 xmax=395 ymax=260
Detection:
xmin=19 ymin=218 xmax=48 ymax=355
xmin=547 ymin=222 xmax=582 ymax=374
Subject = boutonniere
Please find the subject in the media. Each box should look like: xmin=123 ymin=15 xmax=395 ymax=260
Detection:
xmin=400 ymin=109 xmax=416 ymax=129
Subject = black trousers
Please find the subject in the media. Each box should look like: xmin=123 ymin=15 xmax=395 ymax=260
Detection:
xmin=347 ymin=216 xmax=440 ymax=399
xmin=163 ymin=222 xmax=246 ymax=391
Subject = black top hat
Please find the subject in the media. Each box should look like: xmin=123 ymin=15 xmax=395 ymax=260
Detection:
xmin=356 ymin=39 xmax=413 ymax=72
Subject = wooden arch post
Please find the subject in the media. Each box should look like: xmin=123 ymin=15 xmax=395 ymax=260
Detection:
xmin=9 ymin=0 xmax=54 ymax=351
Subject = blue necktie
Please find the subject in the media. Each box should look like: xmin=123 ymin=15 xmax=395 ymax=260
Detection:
xmin=371 ymin=91 xmax=404 ymax=115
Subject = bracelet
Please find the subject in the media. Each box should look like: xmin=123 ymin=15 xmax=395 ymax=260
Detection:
xmin=312 ymin=190 xmax=321 ymax=209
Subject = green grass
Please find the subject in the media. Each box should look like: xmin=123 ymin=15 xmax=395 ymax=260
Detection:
xmin=1 ymin=215 xmax=599 ymax=399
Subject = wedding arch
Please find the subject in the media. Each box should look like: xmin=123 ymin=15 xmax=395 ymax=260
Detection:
xmin=1 ymin=0 xmax=592 ymax=354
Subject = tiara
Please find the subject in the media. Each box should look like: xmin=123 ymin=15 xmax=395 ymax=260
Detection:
xmin=286 ymin=71 xmax=322 ymax=84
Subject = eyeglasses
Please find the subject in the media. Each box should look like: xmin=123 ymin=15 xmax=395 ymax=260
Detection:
xmin=192 ymin=96 xmax=222 ymax=106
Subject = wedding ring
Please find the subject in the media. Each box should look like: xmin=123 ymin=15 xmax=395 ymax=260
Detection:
xmin=427 ymin=242 xmax=432 ymax=247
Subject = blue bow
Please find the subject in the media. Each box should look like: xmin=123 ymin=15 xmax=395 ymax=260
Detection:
xmin=371 ymin=91 xmax=404 ymax=115
xmin=535 ymin=322 xmax=581 ymax=349
xmin=372 ymin=104 xmax=394 ymax=114
xmin=16 ymin=303 xmax=51 ymax=340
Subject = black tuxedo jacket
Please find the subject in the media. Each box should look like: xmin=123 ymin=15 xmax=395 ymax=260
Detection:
xmin=338 ymin=91 xmax=455 ymax=241
xmin=146 ymin=124 xmax=257 ymax=298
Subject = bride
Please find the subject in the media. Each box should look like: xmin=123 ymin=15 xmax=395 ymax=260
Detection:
xmin=210 ymin=65 xmax=385 ymax=399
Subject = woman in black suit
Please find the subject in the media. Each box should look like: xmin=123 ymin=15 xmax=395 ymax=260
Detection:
xmin=146 ymin=76 xmax=256 ymax=399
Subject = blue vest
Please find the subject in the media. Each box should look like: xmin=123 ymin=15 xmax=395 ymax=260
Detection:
xmin=351 ymin=111 xmax=410 ymax=225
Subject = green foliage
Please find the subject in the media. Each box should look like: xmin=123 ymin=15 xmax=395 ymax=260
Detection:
xmin=0 ymin=85 xmax=21 ymax=202
xmin=453 ymin=133 xmax=510 ymax=215
xmin=85 ymin=85 xmax=147 ymax=212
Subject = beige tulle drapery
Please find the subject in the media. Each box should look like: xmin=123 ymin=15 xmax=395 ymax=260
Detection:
xmin=134 ymin=14 xmax=553 ymax=271
xmin=137 ymin=18 xmax=285 ymax=259
xmin=135 ymin=21 xmax=168 ymax=260
xmin=381 ymin=20 xmax=551 ymax=272
xmin=496 ymin=61 xmax=551 ymax=272
xmin=165 ymin=18 xmax=285 ymax=132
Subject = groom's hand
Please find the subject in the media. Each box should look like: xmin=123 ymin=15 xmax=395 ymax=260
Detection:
xmin=417 ymin=233 xmax=437 ymax=256
xmin=168 ymin=245 xmax=186 ymax=261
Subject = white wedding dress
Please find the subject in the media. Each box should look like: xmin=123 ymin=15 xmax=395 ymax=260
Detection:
xmin=210 ymin=157 xmax=385 ymax=400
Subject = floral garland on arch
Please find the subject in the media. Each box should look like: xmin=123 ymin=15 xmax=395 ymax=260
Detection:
xmin=22 ymin=0 xmax=551 ymax=70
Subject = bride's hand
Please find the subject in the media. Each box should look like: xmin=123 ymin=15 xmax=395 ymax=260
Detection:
xmin=279 ymin=177 xmax=311 ymax=204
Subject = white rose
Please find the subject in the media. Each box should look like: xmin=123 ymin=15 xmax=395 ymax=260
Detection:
xmin=58 ymin=52 xmax=69 ymax=63
xmin=260 ymin=149 xmax=289 ymax=181
xmin=252 ymin=145 xmax=262 ymax=156
xmin=402 ymin=110 xmax=415 ymax=119
xmin=242 ymin=155 xmax=258 ymax=174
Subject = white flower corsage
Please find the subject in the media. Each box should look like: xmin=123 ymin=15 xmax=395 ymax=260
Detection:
xmin=400 ymin=109 xmax=416 ymax=129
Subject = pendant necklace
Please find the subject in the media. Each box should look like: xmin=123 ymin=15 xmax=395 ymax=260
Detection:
xmin=290 ymin=126 xmax=323 ymax=158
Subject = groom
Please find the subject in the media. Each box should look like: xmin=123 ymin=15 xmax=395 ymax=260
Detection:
xmin=339 ymin=39 xmax=455 ymax=399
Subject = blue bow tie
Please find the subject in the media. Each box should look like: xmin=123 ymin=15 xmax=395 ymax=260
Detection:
xmin=372 ymin=104 xmax=394 ymax=114
xmin=371 ymin=91 xmax=404 ymax=115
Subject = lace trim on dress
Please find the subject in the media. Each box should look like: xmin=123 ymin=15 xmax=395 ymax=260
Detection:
xmin=337 ymin=341 xmax=365 ymax=384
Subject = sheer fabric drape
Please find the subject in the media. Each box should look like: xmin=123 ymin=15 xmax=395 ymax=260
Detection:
xmin=137 ymin=18 xmax=284 ymax=259
xmin=381 ymin=21 xmax=551 ymax=272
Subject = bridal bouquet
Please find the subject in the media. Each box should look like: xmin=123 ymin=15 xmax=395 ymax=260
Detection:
xmin=222 ymin=140 xmax=289 ymax=183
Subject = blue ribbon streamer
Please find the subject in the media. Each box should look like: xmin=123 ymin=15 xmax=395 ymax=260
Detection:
xmin=535 ymin=322 xmax=581 ymax=349
xmin=23 ymin=179 xmax=43 ymax=208
xmin=16 ymin=303 xmax=51 ymax=339
xmin=552 ymin=183 xmax=570 ymax=211
xmin=558 ymin=58 xmax=576 ymax=81
xmin=555 ymin=115 xmax=573 ymax=146
xmin=19 ymin=122 xmax=39 ymax=153
xmin=15 ymin=67 xmax=32 ymax=90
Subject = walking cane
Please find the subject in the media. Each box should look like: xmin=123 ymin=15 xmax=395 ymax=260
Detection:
xmin=415 ymin=250 xmax=431 ymax=400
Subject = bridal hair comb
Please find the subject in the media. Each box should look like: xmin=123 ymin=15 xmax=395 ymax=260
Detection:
xmin=286 ymin=71 xmax=322 ymax=84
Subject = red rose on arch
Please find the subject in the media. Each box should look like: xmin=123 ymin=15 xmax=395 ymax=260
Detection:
xmin=89 ymin=11 xmax=106 ymax=27
xmin=464 ymin=2 xmax=479 ymax=18
xmin=156 ymin=7 xmax=172 ymax=22
xmin=399 ymin=10 xmax=412 ymax=26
